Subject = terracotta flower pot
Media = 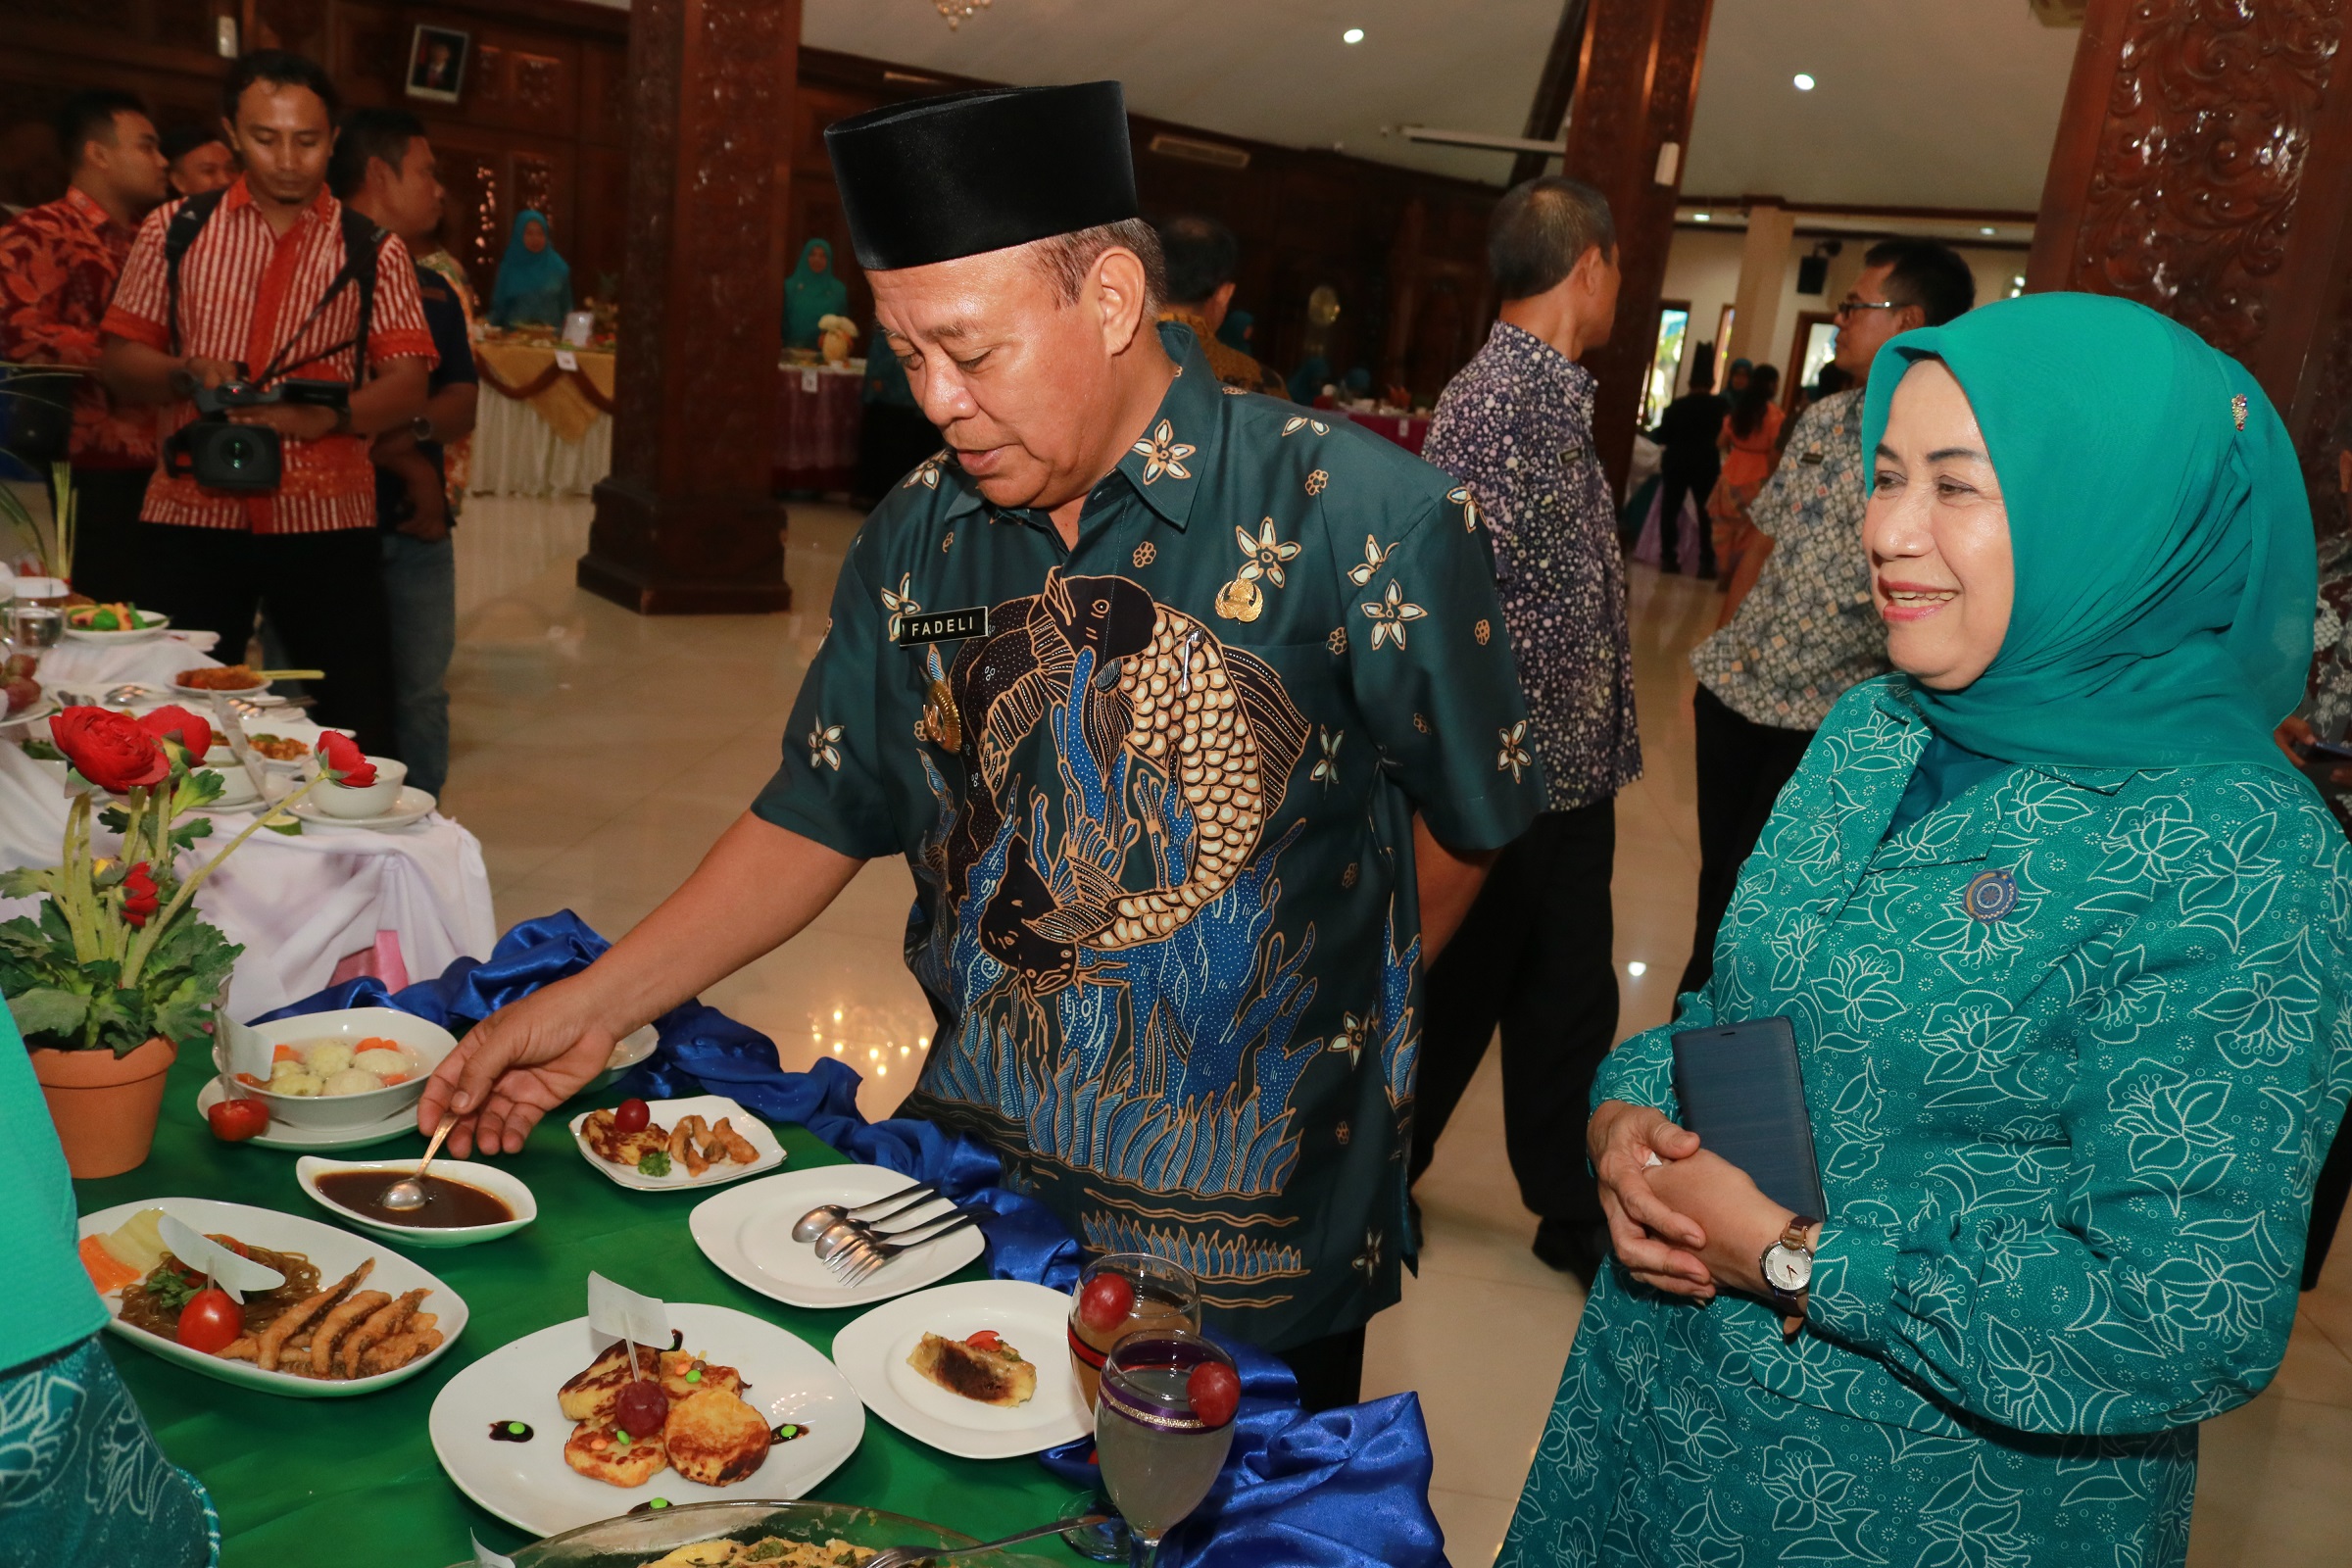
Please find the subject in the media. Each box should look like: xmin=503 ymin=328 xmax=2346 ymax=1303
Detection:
xmin=32 ymin=1036 xmax=176 ymax=1178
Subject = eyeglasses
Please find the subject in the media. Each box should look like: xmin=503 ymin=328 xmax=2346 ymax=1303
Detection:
xmin=1834 ymin=298 xmax=1903 ymax=320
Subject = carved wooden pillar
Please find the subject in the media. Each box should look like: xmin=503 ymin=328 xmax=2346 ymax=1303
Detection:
xmin=2028 ymin=0 xmax=2352 ymax=539
xmin=578 ymin=0 xmax=798 ymax=613
xmin=1560 ymin=0 xmax=1716 ymax=492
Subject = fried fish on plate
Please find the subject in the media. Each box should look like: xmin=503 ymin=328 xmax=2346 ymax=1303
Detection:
xmin=906 ymin=1330 xmax=1038 ymax=1407
xmin=557 ymin=1336 xmax=663 ymax=1422
xmin=662 ymin=1386 xmax=771 ymax=1487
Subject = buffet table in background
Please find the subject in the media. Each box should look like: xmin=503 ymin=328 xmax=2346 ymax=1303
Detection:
xmin=470 ymin=339 xmax=617 ymax=500
xmin=1338 ymin=408 xmax=1431 ymax=457
xmin=2 ymin=637 xmax=498 ymax=1017
xmin=773 ymin=361 xmax=864 ymax=494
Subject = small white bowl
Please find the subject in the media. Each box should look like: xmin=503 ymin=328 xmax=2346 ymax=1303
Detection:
xmin=313 ymin=757 xmax=408 ymax=818
xmin=203 ymin=754 xmax=260 ymax=806
xmin=295 ymin=1154 xmax=536 ymax=1248
xmin=231 ymin=1006 xmax=457 ymax=1131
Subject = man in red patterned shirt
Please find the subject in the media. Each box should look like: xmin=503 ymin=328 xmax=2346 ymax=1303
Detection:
xmin=0 ymin=90 xmax=171 ymax=602
xmin=100 ymin=52 xmax=431 ymax=756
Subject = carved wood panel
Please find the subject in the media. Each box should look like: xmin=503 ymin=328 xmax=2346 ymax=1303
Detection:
xmin=472 ymin=43 xmax=506 ymax=108
xmin=435 ymin=144 xmax=505 ymax=304
xmin=514 ymin=52 xmax=563 ymax=116
xmin=247 ymin=0 xmax=329 ymax=61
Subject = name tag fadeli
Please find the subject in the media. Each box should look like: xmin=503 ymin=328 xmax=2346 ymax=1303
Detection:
xmin=897 ymin=606 xmax=990 ymax=646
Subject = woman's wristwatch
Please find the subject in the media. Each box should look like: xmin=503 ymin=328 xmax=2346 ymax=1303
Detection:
xmin=1759 ymin=1215 xmax=1819 ymax=1341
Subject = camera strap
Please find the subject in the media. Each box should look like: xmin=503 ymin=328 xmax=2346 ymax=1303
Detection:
xmin=164 ymin=191 xmax=383 ymax=390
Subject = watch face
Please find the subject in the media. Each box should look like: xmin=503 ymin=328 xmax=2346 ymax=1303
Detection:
xmin=1762 ymin=1244 xmax=1812 ymax=1294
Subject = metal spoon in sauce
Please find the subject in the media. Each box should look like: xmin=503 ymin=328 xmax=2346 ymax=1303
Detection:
xmin=380 ymin=1117 xmax=456 ymax=1211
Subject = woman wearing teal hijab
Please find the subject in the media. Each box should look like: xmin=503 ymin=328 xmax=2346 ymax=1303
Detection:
xmin=783 ymin=237 xmax=850 ymax=350
xmin=1501 ymin=294 xmax=2350 ymax=1567
xmin=489 ymin=209 xmax=572 ymax=328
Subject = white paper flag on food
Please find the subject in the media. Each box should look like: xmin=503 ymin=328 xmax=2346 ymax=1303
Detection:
xmin=159 ymin=1213 xmax=283 ymax=1304
xmin=472 ymin=1534 xmax=516 ymax=1568
xmin=586 ymin=1271 xmax=668 ymax=1348
xmin=554 ymin=348 xmax=579 ymax=372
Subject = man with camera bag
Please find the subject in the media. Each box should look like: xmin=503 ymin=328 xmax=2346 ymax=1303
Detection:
xmin=99 ymin=51 xmax=431 ymax=757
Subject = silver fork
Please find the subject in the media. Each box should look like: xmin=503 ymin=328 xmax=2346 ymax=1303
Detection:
xmin=863 ymin=1515 xmax=1112 ymax=1568
xmin=823 ymin=1209 xmax=978 ymax=1285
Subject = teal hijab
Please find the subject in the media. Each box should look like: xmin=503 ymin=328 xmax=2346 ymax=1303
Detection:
xmin=784 ymin=238 xmax=851 ymax=349
xmin=1861 ymin=292 xmax=2316 ymax=777
xmin=489 ymin=209 xmax=572 ymax=327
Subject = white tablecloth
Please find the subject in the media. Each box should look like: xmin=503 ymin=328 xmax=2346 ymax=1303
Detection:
xmin=0 ymin=739 xmax=497 ymax=1023
xmin=469 ymin=387 xmax=612 ymax=499
xmin=34 ymin=630 xmax=223 ymax=699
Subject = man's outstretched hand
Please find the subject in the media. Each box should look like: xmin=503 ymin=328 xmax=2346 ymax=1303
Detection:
xmin=417 ymin=976 xmax=623 ymax=1156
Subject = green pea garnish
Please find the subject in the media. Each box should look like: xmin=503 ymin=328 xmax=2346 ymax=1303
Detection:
xmin=686 ymin=1366 xmax=703 ymax=1383
xmin=507 ymin=1422 xmax=525 ymax=1436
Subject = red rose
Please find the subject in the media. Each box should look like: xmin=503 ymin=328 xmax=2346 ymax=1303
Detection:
xmin=49 ymin=707 xmax=170 ymax=792
xmin=136 ymin=705 xmax=214 ymax=764
xmin=315 ymin=730 xmax=377 ymax=788
xmin=121 ymin=861 xmax=159 ymax=927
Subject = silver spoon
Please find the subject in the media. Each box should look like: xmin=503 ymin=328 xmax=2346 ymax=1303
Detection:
xmin=380 ymin=1117 xmax=455 ymax=1211
xmin=791 ymin=1181 xmax=938 ymax=1243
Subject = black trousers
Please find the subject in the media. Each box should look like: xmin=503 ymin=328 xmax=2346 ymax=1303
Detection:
xmin=60 ymin=466 xmax=148 ymax=605
xmin=1656 ymin=464 xmax=1718 ymax=576
xmin=1273 ymin=1325 xmax=1365 ymax=1412
xmin=1678 ymin=684 xmax=1817 ymax=997
xmin=1409 ymin=802 xmax=1618 ymax=1231
xmin=129 ymin=521 xmax=398 ymax=759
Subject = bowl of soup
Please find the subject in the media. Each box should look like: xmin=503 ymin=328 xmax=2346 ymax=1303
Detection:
xmin=226 ymin=1007 xmax=459 ymax=1131
xmin=295 ymin=1155 xmax=536 ymax=1248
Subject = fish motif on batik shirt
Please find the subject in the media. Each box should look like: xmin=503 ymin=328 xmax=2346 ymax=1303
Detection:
xmin=753 ymin=322 xmax=1544 ymax=1341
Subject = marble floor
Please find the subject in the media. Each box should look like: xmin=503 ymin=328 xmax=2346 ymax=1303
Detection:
xmin=447 ymin=495 xmax=2352 ymax=1567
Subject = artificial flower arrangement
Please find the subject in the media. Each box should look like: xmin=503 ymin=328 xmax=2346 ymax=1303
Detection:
xmin=0 ymin=707 xmax=376 ymax=1055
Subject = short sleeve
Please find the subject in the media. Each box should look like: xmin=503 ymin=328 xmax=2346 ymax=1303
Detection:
xmin=1746 ymin=400 xmax=1830 ymax=542
xmin=98 ymin=203 xmax=173 ymax=351
xmin=750 ymin=536 xmax=900 ymax=859
xmin=1344 ymin=487 xmax=1544 ymax=850
xmin=366 ymin=234 xmax=438 ymax=370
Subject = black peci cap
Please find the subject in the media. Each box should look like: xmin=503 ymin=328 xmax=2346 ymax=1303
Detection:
xmin=824 ymin=82 xmax=1139 ymax=271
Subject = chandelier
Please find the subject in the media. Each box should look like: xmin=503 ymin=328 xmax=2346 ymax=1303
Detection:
xmin=935 ymin=0 xmax=991 ymax=27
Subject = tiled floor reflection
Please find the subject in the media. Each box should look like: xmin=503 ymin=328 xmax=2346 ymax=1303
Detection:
xmin=448 ymin=501 xmax=2352 ymax=1566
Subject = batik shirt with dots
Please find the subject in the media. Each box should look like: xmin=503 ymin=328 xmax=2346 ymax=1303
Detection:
xmin=1423 ymin=321 xmax=1640 ymax=810
xmin=753 ymin=322 xmax=1543 ymax=1350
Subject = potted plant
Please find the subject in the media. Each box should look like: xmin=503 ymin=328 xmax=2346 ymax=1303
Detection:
xmin=0 ymin=707 xmax=362 ymax=1176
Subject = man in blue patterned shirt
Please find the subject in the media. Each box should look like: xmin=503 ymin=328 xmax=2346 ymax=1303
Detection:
xmin=1413 ymin=176 xmax=1637 ymax=1281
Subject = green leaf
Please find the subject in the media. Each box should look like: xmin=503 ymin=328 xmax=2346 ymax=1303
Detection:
xmin=0 ymin=867 xmax=53 ymax=900
xmin=180 ymin=771 xmax=224 ymax=809
xmin=98 ymin=805 xmax=130 ymax=836
xmin=169 ymin=817 xmax=215 ymax=853
xmin=9 ymin=987 xmax=88 ymax=1040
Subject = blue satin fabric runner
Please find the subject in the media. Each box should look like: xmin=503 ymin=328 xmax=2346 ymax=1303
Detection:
xmin=261 ymin=910 xmax=1448 ymax=1568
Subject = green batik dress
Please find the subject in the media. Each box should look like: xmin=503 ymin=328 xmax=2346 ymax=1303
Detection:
xmin=1502 ymin=678 xmax=2352 ymax=1567
xmin=755 ymin=322 xmax=1544 ymax=1350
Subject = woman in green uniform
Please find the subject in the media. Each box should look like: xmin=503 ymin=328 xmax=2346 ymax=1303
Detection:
xmin=1 ymin=1010 xmax=215 ymax=1566
xmin=1502 ymin=293 xmax=2351 ymax=1566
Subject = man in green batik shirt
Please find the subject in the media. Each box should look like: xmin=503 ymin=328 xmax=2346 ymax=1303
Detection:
xmin=420 ymin=82 xmax=1544 ymax=1409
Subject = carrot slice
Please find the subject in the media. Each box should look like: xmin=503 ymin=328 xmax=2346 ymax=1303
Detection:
xmin=272 ymin=1044 xmax=301 ymax=1063
xmin=79 ymin=1234 xmax=141 ymax=1295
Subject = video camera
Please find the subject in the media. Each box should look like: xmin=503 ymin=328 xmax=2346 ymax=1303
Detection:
xmin=162 ymin=374 xmax=349 ymax=492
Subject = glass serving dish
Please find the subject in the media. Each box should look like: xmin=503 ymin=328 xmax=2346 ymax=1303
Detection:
xmin=443 ymin=1498 xmax=1067 ymax=1568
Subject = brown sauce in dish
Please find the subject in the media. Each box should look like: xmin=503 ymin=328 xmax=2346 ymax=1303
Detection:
xmin=316 ymin=1171 xmax=513 ymax=1228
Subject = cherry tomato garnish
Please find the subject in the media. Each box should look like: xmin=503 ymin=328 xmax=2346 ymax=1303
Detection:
xmin=206 ymin=1096 xmax=270 ymax=1142
xmin=613 ymin=1098 xmax=651 ymax=1135
xmin=1077 ymin=1272 xmax=1135 ymax=1333
xmin=964 ymin=1329 xmax=1003 ymax=1351
xmin=177 ymin=1287 xmax=243 ymax=1354
xmin=1187 ymin=1359 xmax=1241 ymax=1428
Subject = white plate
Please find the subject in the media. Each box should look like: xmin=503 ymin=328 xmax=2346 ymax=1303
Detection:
xmin=64 ymin=612 xmax=170 ymax=643
xmin=427 ymin=1302 xmax=865 ymax=1539
xmin=171 ymin=675 xmax=272 ymax=700
xmin=195 ymin=1078 xmax=417 ymax=1151
xmin=829 ymin=1279 xmax=1088 ymax=1459
xmin=566 ymin=1095 xmax=786 ymax=1192
xmin=75 ymin=1196 xmax=466 ymax=1398
xmin=690 ymin=1165 xmax=983 ymax=1310
xmin=296 ymin=1155 xmax=536 ymax=1248
xmin=288 ymin=785 xmax=435 ymax=831
xmin=585 ymin=1022 xmax=660 ymax=1093
xmin=3 ymin=695 xmax=58 ymax=728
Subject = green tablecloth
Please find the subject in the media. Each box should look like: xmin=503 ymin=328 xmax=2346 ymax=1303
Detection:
xmin=72 ymin=1049 xmax=1081 ymax=1567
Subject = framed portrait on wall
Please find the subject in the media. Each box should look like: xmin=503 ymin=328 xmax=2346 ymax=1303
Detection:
xmin=406 ymin=25 xmax=469 ymax=104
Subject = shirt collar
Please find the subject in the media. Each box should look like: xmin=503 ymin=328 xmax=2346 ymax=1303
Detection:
xmin=930 ymin=320 xmax=1220 ymax=530
xmin=60 ymin=185 xmax=116 ymax=234
xmin=217 ymin=177 xmax=335 ymax=225
xmin=1486 ymin=319 xmax=1596 ymax=422
xmin=1870 ymin=686 xmax=2133 ymax=794
xmin=1109 ymin=319 xmax=1222 ymax=529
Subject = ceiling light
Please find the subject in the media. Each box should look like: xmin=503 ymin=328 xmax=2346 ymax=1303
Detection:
xmin=1344 ymin=27 xmax=1364 ymax=43
xmin=1793 ymin=73 xmax=1816 ymax=90
xmin=1692 ymin=212 xmax=1711 ymax=222
xmin=1627 ymin=960 xmax=1647 ymax=977
xmin=1979 ymin=225 xmax=1996 ymax=235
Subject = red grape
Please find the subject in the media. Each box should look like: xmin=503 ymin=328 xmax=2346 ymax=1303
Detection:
xmin=614 ymin=1379 xmax=668 ymax=1439
xmin=1188 ymin=1360 xmax=1241 ymax=1428
xmin=613 ymin=1098 xmax=651 ymax=1135
xmin=1077 ymin=1272 xmax=1135 ymax=1333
